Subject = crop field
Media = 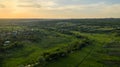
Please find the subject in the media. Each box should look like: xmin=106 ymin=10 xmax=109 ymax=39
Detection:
xmin=0 ymin=19 xmax=120 ymax=67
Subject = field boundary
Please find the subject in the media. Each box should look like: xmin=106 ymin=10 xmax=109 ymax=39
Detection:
xmin=75 ymin=46 xmax=94 ymax=67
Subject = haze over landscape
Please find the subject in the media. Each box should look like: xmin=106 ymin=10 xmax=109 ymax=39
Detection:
xmin=0 ymin=0 xmax=120 ymax=67
xmin=0 ymin=0 xmax=120 ymax=18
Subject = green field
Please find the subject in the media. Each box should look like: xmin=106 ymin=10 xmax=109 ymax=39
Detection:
xmin=0 ymin=19 xmax=120 ymax=67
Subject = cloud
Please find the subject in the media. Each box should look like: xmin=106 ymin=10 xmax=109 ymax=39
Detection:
xmin=39 ymin=2 xmax=104 ymax=10
xmin=0 ymin=4 xmax=5 ymax=8
xmin=0 ymin=0 xmax=120 ymax=18
xmin=17 ymin=4 xmax=41 ymax=8
xmin=17 ymin=0 xmax=57 ymax=8
xmin=35 ymin=2 xmax=120 ymax=18
xmin=99 ymin=4 xmax=120 ymax=17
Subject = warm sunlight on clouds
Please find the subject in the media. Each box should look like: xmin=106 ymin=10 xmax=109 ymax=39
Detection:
xmin=0 ymin=0 xmax=120 ymax=18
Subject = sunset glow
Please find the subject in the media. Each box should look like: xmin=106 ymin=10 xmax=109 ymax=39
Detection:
xmin=0 ymin=0 xmax=120 ymax=18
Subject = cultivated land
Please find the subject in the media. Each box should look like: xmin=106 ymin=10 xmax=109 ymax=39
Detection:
xmin=0 ymin=19 xmax=120 ymax=67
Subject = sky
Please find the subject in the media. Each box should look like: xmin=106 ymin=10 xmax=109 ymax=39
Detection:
xmin=0 ymin=0 xmax=120 ymax=18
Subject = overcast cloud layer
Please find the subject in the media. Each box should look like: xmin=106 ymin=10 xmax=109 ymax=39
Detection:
xmin=0 ymin=0 xmax=120 ymax=18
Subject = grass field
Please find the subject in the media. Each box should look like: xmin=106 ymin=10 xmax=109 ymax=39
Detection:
xmin=0 ymin=19 xmax=120 ymax=67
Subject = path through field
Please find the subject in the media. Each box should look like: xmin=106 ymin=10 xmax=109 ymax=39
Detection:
xmin=75 ymin=47 xmax=94 ymax=67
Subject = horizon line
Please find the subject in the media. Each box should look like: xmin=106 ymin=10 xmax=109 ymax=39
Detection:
xmin=0 ymin=17 xmax=120 ymax=20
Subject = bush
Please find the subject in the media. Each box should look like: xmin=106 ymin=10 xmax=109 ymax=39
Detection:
xmin=0 ymin=41 xmax=24 ymax=52
xmin=39 ymin=37 xmax=92 ymax=64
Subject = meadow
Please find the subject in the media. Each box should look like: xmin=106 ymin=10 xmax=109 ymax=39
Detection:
xmin=0 ymin=19 xmax=120 ymax=67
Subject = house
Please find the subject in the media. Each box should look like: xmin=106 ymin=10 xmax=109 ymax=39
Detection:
xmin=13 ymin=31 xmax=18 ymax=36
xmin=3 ymin=41 xmax=10 ymax=46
